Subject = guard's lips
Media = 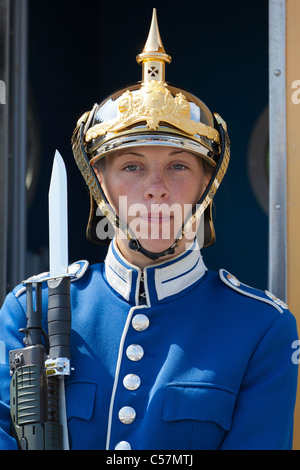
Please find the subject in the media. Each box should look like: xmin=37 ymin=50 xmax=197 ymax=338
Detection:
xmin=138 ymin=212 xmax=173 ymax=221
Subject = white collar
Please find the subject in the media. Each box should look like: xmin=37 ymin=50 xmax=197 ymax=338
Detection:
xmin=104 ymin=239 xmax=207 ymax=305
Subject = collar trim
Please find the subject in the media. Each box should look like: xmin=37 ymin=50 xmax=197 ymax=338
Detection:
xmin=105 ymin=239 xmax=206 ymax=304
xmin=154 ymin=251 xmax=205 ymax=300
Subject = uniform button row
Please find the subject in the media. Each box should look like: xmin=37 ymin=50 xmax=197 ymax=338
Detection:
xmin=117 ymin=347 xmax=143 ymax=426
xmin=115 ymin=314 xmax=149 ymax=450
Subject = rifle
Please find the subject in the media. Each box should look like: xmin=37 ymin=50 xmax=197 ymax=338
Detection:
xmin=9 ymin=151 xmax=71 ymax=450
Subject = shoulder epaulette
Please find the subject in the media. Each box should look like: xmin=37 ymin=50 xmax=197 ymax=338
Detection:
xmin=219 ymin=268 xmax=289 ymax=314
xmin=15 ymin=260 xmax=89 ymax=298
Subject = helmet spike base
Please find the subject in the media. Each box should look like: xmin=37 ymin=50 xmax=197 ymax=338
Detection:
xmin=136 ymin=8 xmax=171 ymax=83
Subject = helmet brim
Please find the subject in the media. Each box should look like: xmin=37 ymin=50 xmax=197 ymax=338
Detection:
xmin=90 ymin=132 xmax=216 ymax=168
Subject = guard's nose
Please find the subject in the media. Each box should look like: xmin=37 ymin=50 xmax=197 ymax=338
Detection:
xmin=144 ymin=173 xmax=169 ymax=201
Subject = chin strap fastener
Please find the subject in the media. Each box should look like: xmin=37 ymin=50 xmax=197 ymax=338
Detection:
xmin=128 ymin=239 xmax=178 ymax=261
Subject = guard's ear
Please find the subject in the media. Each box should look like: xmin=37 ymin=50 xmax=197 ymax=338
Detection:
xmin=92 ymin=165 xmax=103 ymax=185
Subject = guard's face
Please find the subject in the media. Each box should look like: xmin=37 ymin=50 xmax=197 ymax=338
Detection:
xmin=94 ymin=146 xmax=211 ymax=266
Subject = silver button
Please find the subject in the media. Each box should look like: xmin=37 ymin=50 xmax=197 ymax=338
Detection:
xmin=118 ymin=406 xmax=136 ymax=424
xmin=227 ymin=274 xmax=240 ymax=287
xmin=115 ymin=441 xmax=131 ymax=450
xmin=132 ymin=314 xmax=150 ymax=332
xmin=265 ymin=290 xmax=276 ymax=301
xmin=123 ymin=373 xmax=141 ymax=391
xmin=126 ymin=344 xmax=144 ymax=361
xmin=276 ymin=299 xmax=289 ymax=309
xmin=265 ymin=290 xmax=289 ymax=309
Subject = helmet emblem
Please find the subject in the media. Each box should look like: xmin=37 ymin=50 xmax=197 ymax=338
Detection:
xmin=85 ymin=81 xmax=220 ymax=143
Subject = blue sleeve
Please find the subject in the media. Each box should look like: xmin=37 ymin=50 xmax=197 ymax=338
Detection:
xmin=220 ymin=310 xmax=299 ymax=450
xmin=0 ymin=289 xmax=27 ymax=450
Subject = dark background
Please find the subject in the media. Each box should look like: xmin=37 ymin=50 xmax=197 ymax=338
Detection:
xmin=26 ymin=0 xmax=269 ymax=288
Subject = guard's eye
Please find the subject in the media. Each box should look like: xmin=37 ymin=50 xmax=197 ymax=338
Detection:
xmin=124 ymin=164 xmax=141 ymax=172
xmin=171 ymin=163 xmax=187 ymax=170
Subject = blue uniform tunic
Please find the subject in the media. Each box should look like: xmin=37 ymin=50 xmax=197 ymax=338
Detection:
xmin=0 ymin=240 xmax=298 ymax=450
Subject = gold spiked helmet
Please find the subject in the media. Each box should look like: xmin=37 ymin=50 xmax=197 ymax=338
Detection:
xmin=72 ymin=9 xmax=230 ymax=260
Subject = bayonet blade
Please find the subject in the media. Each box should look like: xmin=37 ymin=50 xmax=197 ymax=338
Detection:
xmin=48 ymin=150 xmax=68 ymax=278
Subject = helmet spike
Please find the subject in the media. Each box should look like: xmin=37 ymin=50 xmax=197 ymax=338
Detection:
xmin=136 ymin=8 xmax=171 ymax=82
